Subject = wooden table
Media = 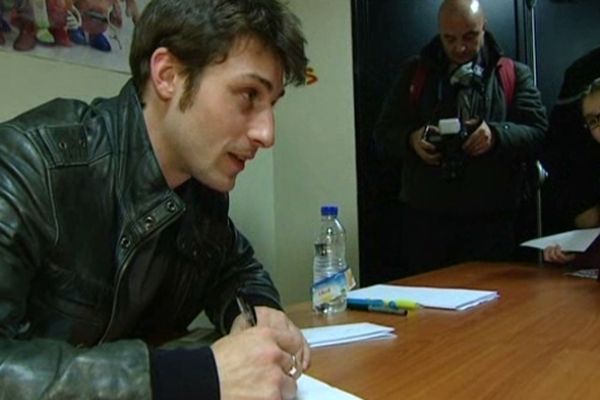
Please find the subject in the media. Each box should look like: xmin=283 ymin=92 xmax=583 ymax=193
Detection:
xmin=287 ymin=262 xmax=600 ymax=399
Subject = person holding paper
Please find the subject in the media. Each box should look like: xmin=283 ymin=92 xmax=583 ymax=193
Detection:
xmin=541 ymin=48 xmax=600 ymax=263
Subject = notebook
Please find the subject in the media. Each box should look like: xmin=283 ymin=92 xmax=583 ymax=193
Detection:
xmin=347 ymin=284 xmax=499 ymax=311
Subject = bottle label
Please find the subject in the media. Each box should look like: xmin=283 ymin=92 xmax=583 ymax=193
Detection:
xmin=344 ymin=267 xmax=357 ymax=291
xmin=311 ymin=267 xmax=349 ymax=308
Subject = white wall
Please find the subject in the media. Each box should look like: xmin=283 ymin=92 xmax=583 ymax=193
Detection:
xmin=0 ymin=0 xmax=358 ymax=307
xmin=0 ymin=52 xmax=129 ymax=119
xmin=271 ymin=0 xmax=358 ymax=304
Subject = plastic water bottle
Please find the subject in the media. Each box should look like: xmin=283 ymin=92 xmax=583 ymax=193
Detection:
xmin=312 ymin=205 xmax=349 ymax=314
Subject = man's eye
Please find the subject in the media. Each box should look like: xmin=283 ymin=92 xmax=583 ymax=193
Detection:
xmin=245 ymin=90 xmax=258 ymax=103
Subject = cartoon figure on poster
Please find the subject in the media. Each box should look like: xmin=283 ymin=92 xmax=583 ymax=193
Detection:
xmin=0 ymin=0 xmax=139 ymax=52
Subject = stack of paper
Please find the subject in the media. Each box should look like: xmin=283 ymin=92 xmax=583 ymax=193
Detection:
xmin=347 ymin=284 xmax=499 ymax=311
xmin=565 ymin=268 xmax=599 ymax=280
xmin=297 ymin=375 xmax=363 ymax=399
xmin=301 ymin=322 xmax=395 ymax=348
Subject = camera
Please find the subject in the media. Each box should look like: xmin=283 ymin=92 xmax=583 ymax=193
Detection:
xmin=423 ymin=118 xmax=470 ymax=181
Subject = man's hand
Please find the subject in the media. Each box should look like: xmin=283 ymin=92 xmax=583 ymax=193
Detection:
xmin=410 ymin=125 xmax=441 ymax=165
xmin=212 ymin=324 xmax=302 ymax=400
xmin=543 ymin=244 xmax=576 ymax=264
xmin=462 ymin=119 xmax=494 ymax=156
xmin=231 ymin=306 xmax=310 ymax=374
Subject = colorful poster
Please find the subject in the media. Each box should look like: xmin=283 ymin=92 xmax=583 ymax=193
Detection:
xmin=0 ymin=0 xmax=150 ymax=73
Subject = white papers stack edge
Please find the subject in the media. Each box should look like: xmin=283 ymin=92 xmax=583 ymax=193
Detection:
xmin=347 ymin=284 xmax=499 ymax=311
xmin=301 ymin=322 xmax=395 ymax=348
xmin=297 ymin=375 xmax=363 ymax=400
xmin=565 ymin=268 xmax=599 ymax=280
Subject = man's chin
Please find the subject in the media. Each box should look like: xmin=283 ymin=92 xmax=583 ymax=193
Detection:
xmin=197 ymin=176 xmax=236 ymax=193
xmin=452 ymin=58 xmax=470 ymax=66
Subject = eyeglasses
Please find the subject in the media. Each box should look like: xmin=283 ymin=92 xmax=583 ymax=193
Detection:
xmin=584 ymin=113 xmax=600 ymax=131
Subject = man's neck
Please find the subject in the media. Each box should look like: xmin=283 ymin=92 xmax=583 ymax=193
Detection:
xmin=142 ymin=97 xmax=191 ymax=189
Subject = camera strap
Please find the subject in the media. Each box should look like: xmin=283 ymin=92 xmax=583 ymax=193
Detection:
xmin=409 ymin=57 xmax=516 ymax=110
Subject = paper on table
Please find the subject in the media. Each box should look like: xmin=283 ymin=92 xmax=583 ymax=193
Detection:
xmin=347 ymin=284 xmax=498 ymax=311
xmin=565 ymin=268 xmax=599 ymax=280
xmin=301 ymin=322 xmax=395 ymax=348
xmin=296 ymin=375 xmax=363 ymax=399
xmin=520 ymin=228 xmax=600 ymax=252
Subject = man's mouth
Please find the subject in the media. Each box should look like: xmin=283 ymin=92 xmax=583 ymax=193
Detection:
xmin=229 ymin=152 xmax=255 ymax=171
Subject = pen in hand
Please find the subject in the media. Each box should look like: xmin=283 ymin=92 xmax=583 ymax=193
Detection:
xmin=235 ymin=288 xmax=301 ymax=378
xmin=235 ymin=289 xmax=257 ymax=327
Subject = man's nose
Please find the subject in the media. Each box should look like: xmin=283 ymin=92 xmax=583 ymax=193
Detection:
xmin=456 ymin=42 xmax=467 ymax=53
xmin=248 ymin=109 xmax=275 ymax=148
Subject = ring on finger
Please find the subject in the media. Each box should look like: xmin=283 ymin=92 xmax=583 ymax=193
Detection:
xmin=288 ymin=354 xmax=299 ymax=378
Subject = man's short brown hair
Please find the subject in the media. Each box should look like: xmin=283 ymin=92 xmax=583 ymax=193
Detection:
xmin=129 ymin=0 xmax=308 ymax=109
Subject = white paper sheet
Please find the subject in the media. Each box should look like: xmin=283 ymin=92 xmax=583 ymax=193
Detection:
xmin=520 ymin=228 xmax=600 ymax=252
xmin=565 ymin=268 xmax=599 ymax=280
xmin=301 ymin=322 xmax=395 ymax=348
xmin=347 ymin=284 xmax=498 ymax=311
xmin=296 ymin=375 xmax=363 ymax=399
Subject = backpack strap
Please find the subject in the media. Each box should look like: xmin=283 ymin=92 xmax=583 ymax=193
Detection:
xmin=409 ymin=60 xmax=427 ymax=108
xmin=496 ymin=56 xmax=516 ymax=109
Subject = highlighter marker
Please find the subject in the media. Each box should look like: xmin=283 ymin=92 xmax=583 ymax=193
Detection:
xmin=387 ymin=300 xmax=421 ymax=310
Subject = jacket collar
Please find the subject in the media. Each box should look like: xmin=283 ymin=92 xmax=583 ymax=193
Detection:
xmin=420 ymin=31 xmax=504 ymax=74
xmin=93 ymin=80 xmax=185 ymax=247
xmin=93 ymin=81 xmax=230 ymax=258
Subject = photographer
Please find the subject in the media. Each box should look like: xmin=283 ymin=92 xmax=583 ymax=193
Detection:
xmin=373 ymin=0 xmax=547 ymax=275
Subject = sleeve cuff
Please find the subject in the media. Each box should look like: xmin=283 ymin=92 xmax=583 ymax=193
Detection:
xmin=151 ymin=347 xmax=220 ymax=400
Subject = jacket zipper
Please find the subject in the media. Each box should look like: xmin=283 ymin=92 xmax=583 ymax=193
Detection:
xmin=98 ymin=209 xmax=182 ymax=344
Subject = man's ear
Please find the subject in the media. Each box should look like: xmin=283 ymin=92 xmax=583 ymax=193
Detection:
xmin=149 ymin=47 xmax=180 ymax=101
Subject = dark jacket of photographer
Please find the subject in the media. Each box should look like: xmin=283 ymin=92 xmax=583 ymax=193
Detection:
xmin=0 ymin=81 xmax=281 ymax=399
xmin=374 ymin=32 xmax=548 ymax=217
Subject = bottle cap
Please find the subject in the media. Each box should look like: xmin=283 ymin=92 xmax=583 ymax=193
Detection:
xmin=320 ymin=205 xmax=338 ymax=216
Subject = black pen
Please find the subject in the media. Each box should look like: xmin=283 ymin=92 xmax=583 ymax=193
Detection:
xmin=235 ymin=289 xmax=257 ymax=327
xmin=366 ymin=305 xmax=407 ymax=316
xmin=237 ymin=289 xmax=301 ymax=377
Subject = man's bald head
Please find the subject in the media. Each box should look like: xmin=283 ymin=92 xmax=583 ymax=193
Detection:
xmin=439 ymin=0 xmax=486 ymax=23
xmin=438 ymin=0 xmax=487 ymax=66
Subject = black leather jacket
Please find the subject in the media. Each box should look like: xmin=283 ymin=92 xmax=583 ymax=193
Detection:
xmin=0 ymin=81 xmax=281 ymax=399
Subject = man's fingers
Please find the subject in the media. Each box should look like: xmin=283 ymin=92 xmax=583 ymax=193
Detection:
xmin=544 ymin=244 xmax=574 ymax=264
xmin=299 ymin=337 xmax=311 ymax=370
xmin=281 ymin=374 xmax=298 ymax=400
xmin=416 ymin=142 xmax=441 ymax=165
xmin=267 ymin=326 xmax=302 ymax=358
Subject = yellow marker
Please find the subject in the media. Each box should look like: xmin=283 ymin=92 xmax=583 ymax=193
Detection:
xmin=386 ymin=299 xmax=421 ymax=310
